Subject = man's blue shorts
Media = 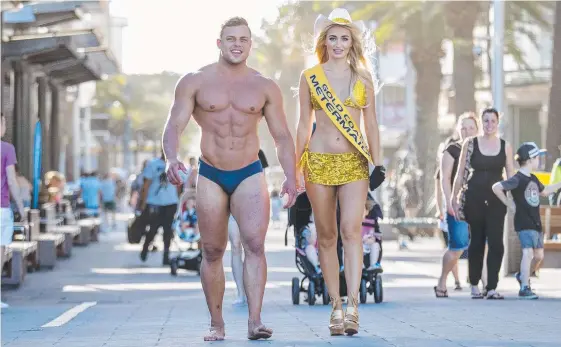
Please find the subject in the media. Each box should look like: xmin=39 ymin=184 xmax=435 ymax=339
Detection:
xmin=446 ymin=213 xmax=470 ymax=251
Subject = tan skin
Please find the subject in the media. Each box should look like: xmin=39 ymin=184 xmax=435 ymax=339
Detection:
xmin=162 ymin=25 xmax=297 ymax=342
xmin=435 ymin=117 xmax=478 ymax=294
xmin=296 ymin=25 xmax=381 ymax=324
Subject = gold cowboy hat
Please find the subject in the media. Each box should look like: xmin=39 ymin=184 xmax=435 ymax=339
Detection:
xmin=314 ymin=8 xmax=366 ymax=38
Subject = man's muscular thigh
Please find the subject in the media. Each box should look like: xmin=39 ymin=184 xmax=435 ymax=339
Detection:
xmin=229 ymin=173 xmax=270 ymax=253
xmin=196 ymin=175 xmax=230 ymax=259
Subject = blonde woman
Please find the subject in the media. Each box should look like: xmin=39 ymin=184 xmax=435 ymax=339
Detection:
xmin=434 ymin=113 xmax=479 ymax=297
xmin=296 ymin=8 xmax=383 ymax=336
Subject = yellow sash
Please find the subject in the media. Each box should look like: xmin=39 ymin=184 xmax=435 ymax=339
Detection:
xmin=303 ymin=65 xmax=372 ymax=163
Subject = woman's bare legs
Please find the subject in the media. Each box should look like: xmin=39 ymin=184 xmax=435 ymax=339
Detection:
xmin=305 ymin=182 xmax=340 ymax=334
xmin=338 ymin=180 xmax=369 ymax=335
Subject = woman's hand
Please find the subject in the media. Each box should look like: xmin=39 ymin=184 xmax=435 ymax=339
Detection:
xmin=449 ymin=198 xmax=459 ymax=219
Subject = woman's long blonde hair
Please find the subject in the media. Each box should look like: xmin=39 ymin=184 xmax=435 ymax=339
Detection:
xmin=314 ymin=23 xmax=376 ymax=107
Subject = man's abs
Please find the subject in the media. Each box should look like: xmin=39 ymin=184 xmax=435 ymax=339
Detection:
xmin=198 ymin=131 xmax=261 ymax=170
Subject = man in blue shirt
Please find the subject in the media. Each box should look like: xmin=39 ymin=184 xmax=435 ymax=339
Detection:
xmin=100 ymin=174 xmax=117 ymax=231
xmin=80 ymin=172 xmax=101 ymax=216
xmin=140 ymin=154 xmax=181 ymax=264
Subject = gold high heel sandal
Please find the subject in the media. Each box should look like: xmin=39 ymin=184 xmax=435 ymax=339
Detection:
xmin=329 ymin=297 xmax=344 ymax=336
xmin=344 ymin=296 xmax=359 ymax=336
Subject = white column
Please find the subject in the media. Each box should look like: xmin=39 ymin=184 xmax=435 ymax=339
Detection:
xmin=72 ymin=96 xmax=81 ymax=178
xmin=83 ymin=106 xmax=93 ymax=172
xmin=405 ymin=44 xmax=417 ymax=134
xmin=492 ymin=0 xmax=505 ymax=125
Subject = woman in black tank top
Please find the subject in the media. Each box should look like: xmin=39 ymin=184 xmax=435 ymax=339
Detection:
xmin=451 ymin=108 xmax=515 ymax=300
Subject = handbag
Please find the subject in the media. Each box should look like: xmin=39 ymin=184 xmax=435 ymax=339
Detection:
xmin=457 ymin=138 xmax=475 ymax=220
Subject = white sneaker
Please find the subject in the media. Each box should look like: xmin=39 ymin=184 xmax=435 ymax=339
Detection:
xmin=232 ymin=297 xmax=247 ymax=307
xmin=1 ymin=301 xmax=9 ymax=309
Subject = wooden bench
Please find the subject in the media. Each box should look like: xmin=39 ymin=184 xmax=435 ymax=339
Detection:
xmin=36 ymin=233 xmax=66 ymax=269
xmin=77 ymin=218 xmax=101 ymax=243
xmin=540 ymin=206 xmax=561 ymax=240
xmin=540 ymin=206 xmax=561 ymax=268
xmin=49 ymin=225 xmax=81 ymax=256
xmin=2 ymin=247 xmax=13 ymax=281
xmin=2 ymin=241 xmax=38 ymax=287
xmin=12 ymin=223 xmax=30 ymax=242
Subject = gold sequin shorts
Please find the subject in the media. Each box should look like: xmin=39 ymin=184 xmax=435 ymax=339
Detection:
xmin=299 ymin=149 xmax=369 ymax=186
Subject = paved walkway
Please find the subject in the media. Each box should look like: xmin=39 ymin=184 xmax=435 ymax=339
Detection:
xmin=2 ymin=214 xmax=561 ymax=347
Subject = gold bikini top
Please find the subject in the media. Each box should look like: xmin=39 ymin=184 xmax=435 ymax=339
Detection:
xmin=310 ymin=79 xmax=367 ymax=110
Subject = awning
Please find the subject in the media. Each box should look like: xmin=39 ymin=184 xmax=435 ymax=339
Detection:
xmin=3 ymin=1 xmax=101 ymax=28
xmin=2 ymin=30 xmax=100 ymax=65
xmin=85 ymin=49 xmax=120 ymax=75
xmin=48 ymin=55 xmax=103 ymax=86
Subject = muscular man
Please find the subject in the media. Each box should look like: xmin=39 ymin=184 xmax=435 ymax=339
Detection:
xmin=163 ymin=17 xmax=297 ymax=342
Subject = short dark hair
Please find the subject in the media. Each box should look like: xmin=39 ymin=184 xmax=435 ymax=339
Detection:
xmin=481 ymin=107 xmax=499 ymax=119
xmin=220 ymin=17 xmax=251 ymax=38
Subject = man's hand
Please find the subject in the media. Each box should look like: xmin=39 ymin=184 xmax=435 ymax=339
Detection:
xmin=280 ymin=176 xmax=297 ymax=208
xmin=166 ymin=159 xmax=188 ymax=186
xmin=369 ymin=165 xmax=386 ymax=191
xmin=296 ymin=171 xmax=306 ymax=194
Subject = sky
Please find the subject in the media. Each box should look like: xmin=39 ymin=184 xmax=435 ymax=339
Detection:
xmin=109 ymin=0 xmax=287 ymax=74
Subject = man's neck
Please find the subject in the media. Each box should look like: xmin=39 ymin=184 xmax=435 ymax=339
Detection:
xmin=218 ymin=56 xmax=247 ymax=75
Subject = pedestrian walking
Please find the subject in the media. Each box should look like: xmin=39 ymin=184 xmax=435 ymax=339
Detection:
xmin=493 ymin=142 xmax=561 ymax=299
xmin=451 ymin=108 xmax=515 ymax=299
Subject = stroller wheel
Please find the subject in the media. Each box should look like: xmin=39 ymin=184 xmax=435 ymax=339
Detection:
xmin=359 ymin=279 xmax=367 ymax=304
xmin=374 ymin=276 xmax=383 ymax=303
xmin=291 ymin=277 xmax=300 ymax=305
xmin=322 ymin=280 xmax=330 ymax=305
xmin=307 ymin=281 xmax=316 ymax=306
xmin=170 ymin=258 xmax=178 ymax=276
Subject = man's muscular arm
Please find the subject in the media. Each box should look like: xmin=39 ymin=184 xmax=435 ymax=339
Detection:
xmin=263 ymin=79 xmax=296 ymax=180
xmin=263 ymin=79 xmax=297 ymax=207
xmin=162 ymin=73 xmax=197 ymax=184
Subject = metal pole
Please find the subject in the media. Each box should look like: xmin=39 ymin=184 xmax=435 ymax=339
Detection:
xmin=493 ymin=0 xmax=512 ymax=278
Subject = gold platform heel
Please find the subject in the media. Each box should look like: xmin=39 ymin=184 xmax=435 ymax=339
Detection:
xmin=329 ymin=297 xmax=344 ymax=336
xmin=344 ymin=296 xmax=359 ymax=336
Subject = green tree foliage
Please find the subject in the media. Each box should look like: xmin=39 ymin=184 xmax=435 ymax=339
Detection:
xmin=93 ymin=73 xmax=199 ymax=154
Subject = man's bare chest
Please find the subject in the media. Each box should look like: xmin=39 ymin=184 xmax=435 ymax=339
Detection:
xmin=196 ymin=81 xmax=266 ymax=114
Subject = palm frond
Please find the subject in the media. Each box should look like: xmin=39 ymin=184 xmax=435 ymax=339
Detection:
xmin=510 ymin=1 xmax=553 ymax=31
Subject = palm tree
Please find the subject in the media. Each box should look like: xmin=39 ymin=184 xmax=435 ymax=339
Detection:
xmin=354 ymin=2 xmax=447 ymax=203
xmin=546 ymin=1 xmax=561 ymax=169
xmin=444 ymin=1 xmax=553 ymax=118
xmin=444 ymin=1 xmax=482 ymax=116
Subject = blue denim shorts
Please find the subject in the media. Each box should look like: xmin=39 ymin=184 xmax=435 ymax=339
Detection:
xmin=446 ymin=213 xmax=470 ymax=251
xmin=518 ymin=230 xmax=544 ymax=249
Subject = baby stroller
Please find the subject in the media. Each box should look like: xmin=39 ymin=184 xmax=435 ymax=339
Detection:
xmin=286 ymin=192 xmax=330 ymax=305
xmin=359 ymin=198 xmax=384 ymax=304
xmin=169 ymin=207 xmax=202 ymax=276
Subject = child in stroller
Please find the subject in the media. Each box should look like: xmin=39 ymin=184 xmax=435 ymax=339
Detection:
xmin=359 ymin=193 xmax=384 ymax=303
xmin=363 ymin=199 xmax=383 ymax=271
xmin=177 ymin=195 xmax=200 ymax=243
xmin=169 ymin=193 xmax=202 ymax=276
xmin=287 ymin=192 xmax=330 ymax=306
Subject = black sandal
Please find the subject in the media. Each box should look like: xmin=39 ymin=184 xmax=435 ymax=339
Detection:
xmin=471 ymin=291 xmax=484 ymax=299
xmin=486 ymin=291 xmax=504 ymax=300
xmin=434 ymin=286 xmax=448 ymax=298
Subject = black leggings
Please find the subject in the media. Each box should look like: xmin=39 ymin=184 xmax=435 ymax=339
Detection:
xmin=464 ymin=197 xmax=506 ymax=291
xmin=142 ymin=204 xmax=177 ymax=254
